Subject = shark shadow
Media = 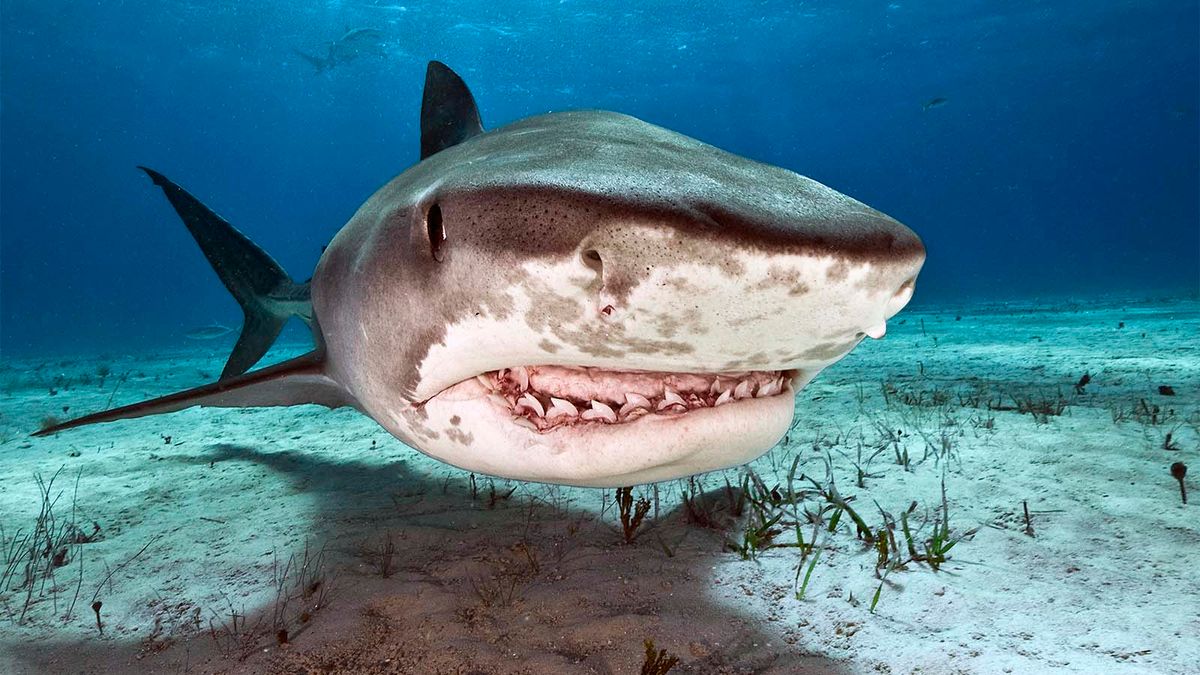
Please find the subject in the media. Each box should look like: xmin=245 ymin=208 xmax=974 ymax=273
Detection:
xmin=6 ymin=441 xmax=851 ymax=674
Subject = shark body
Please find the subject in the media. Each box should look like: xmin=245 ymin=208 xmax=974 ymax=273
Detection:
xmin=294 ymin=28 xmax=386 ymax=73
xmin=36 ymin=62 xmax=925 ymax=487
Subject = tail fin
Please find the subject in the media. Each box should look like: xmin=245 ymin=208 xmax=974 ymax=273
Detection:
xmin=293 ymin=48 xmax=329 ymax=72
xmin=139 ymin=167 xmax=312 ymax=380
xmin=31 ymin=351 xmax=350 ymax=437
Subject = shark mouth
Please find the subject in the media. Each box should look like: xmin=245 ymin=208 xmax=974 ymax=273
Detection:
xmin=473 ymin=365 xmax=794 ymax=432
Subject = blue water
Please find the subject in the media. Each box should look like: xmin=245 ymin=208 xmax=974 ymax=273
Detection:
xmin=1 ymin=0 xmax=1197 ymax=356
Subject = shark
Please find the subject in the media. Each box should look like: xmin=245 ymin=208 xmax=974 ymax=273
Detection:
xmin=35 ymin=62 xmax=925 ymax=488
xmin=294 ymin=28 xmax=386 ymax=73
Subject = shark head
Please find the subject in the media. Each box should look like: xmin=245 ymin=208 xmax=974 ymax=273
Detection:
xmin=37 ymin=62 xmax=923 ymax=489
xmin=312 ymin=65 xmax=924 ymax=486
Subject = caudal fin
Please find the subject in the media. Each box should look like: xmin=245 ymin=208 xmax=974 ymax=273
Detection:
xmin=139 ymin=167 xmax=312 ymax=380
xmin=293 ymin=48 xmax=329 ymax=73
xmin=32 ymin=351 xmax=350 ymax=437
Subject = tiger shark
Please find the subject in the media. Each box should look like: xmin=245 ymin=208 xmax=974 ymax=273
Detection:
xmin=294 ymin=27 xmax=386 ymax=73
xmin=35 ymin=62 xmax=925 ymax=487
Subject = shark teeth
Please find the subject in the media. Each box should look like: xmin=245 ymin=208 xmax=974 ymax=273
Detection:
xmin=657 ymin=388 xmax=687 ymax=411
xmin=515 ymin=392 xmax=545 ymax=417
xmin=513 ymin=366 xmax=530 ymax=392
xmin=581 ymin=400 xmax=618 ymax=423
xmin=757 ymin=378 xmax=783 ymax=398
xmin=619 ymin=392 xmax=652 ymax=418
xmin=547 ymin=397 xmax=579 ymax=420
xmin=512 ymin=416 xmax=539 ymax=431
xmin=482 ymin=366 xmax=791 ymax=431
xmin=710 ymin=377 xmax=724 ymax=396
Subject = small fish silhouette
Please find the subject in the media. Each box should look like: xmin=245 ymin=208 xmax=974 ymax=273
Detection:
xmin=185 ymin=323 xmax=235 ymax=340
xmin=922 ymin=96 xmax=948 ymax=111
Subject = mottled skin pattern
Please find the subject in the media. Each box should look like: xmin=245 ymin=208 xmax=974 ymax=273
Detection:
xmin=312 ymin=110 xmax=924 ymax=486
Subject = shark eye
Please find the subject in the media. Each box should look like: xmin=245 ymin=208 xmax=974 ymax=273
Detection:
xmin=426 ymin=203 xmax=446 ymax=262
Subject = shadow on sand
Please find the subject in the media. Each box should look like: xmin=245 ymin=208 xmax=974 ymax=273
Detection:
xmin=7 ymin=442 xmax=848 ymax=674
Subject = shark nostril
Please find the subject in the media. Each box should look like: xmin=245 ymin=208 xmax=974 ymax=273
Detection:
xmin=582 ymin=248 xmax=604 ymax=281
xmin=582 ymin=249 xmax=618 ymax=318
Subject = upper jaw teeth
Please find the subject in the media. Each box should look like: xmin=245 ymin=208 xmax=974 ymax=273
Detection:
xmin=516 ymin=392 xmax=545 ymax=417
xmin=620 ymin=392 xmax=652 ymax=415
xmin=474 ymin=366 xmax=791 ymax=432
xmin=547 ymin=397 xmax=579 ymax=420
xmin=758 ymin=379 xmax=782 ymax=397
xmin=581 ymin=400 xmax=618 ymax=423
xmin=657 ymin=388 xmax=687 ymax=411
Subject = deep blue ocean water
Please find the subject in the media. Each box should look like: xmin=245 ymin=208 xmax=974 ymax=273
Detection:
xmin=1 ymin=0 xmax=1197 ymax=356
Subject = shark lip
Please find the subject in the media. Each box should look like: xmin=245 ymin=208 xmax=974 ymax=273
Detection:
xmin=446 ymin=365 xmax=795 ymax=432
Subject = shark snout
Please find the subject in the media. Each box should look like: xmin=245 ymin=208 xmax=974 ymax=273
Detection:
xmin=541 ymin=218 xmax=913 ymax=379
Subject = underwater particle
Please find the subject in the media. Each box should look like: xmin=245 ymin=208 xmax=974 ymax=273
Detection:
xmin=1170 ymin=462 xmax=1187 ymax=504
xmin=922 ymin=96 xmax=948 ymax=111
xmin=1158 ymin=385 xmax=1176 ymax=396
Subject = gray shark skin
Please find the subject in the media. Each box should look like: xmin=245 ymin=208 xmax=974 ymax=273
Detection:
xmin=35 ymin=62 xmax=925 ymax=488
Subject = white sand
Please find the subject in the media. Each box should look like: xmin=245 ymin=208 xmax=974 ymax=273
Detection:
xmin=1 ymin=297 xmax=1196 ymax=674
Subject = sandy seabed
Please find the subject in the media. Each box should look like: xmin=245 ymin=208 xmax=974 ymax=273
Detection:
xmin=0 ymin=297 xmax=1196 ymax=674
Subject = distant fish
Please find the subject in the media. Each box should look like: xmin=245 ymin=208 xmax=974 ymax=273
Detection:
xmin=185 ymin=323 xmax=236 ymax=340
xmin=922 ymin=96 xmax=948 ymax=111
xmin=295 ymin=27 xmax=386 ymax=73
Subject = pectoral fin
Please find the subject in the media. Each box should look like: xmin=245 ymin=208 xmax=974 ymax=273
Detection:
xmin=32 ymin=351 xmax=351 ymax=437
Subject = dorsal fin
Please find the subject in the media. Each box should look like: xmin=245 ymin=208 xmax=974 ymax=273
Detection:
xmin=420 ymin=61 xmax=484 ymax=160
